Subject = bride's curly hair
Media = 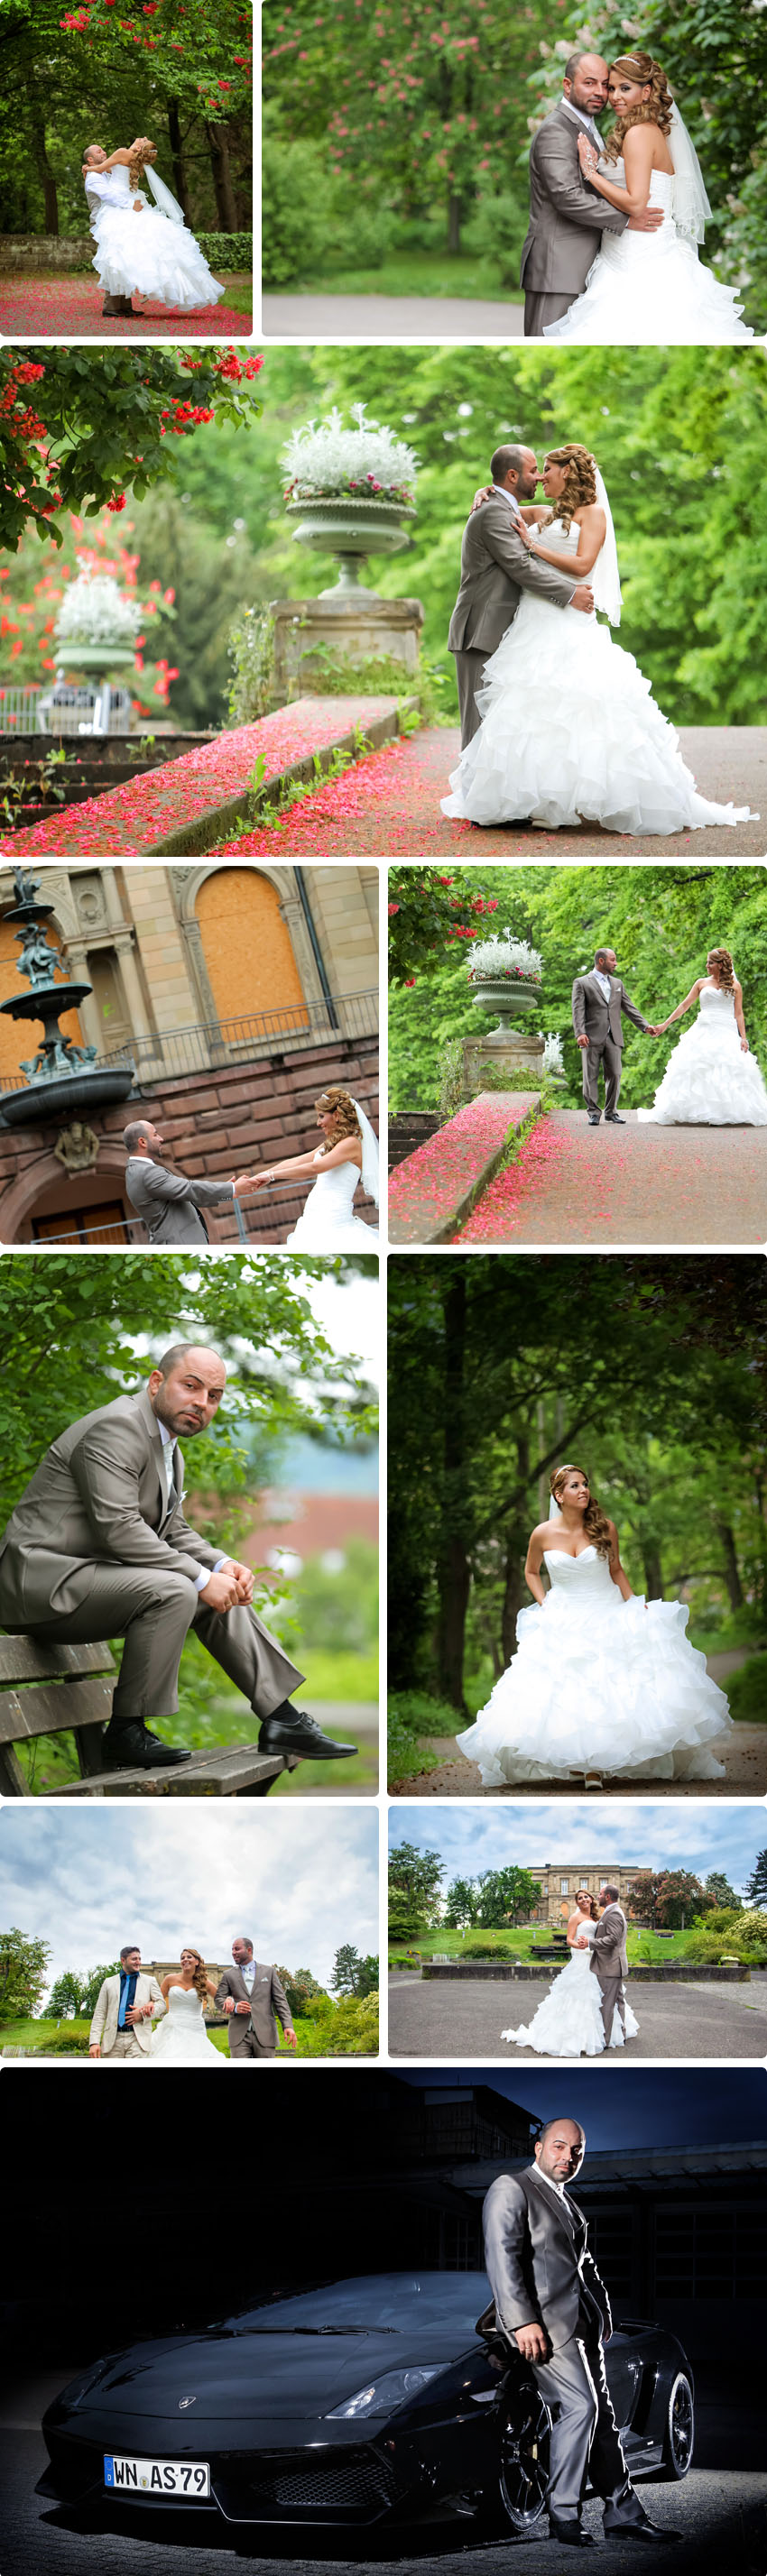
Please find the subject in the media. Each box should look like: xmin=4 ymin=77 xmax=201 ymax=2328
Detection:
xmin=603 ymin=52 xmax=674 ymax=164
xmin=707 ymin=946 xmax=735 ymax=993
xmin=574 ymin=1890 xmax=600 ymax=1919
xmin=315 ymin=1087 xmax=359 ymax=1153
xmin=128 ymin=139 xmax=158 ymax=189
xmin=550 ymin=1463 xmax=614 ymax=1559
xmin=180 ymin=1947 xmax=210 ymax=2011
xmin=541 ymin=444 xmax=597 ymax=535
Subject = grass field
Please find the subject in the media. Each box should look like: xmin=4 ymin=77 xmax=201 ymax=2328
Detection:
xmin=389 ymin=1925 xmax=700 ymax=1964
xmin=280 ymin=250 xmax=523 ymax=303
xmin=1 ymin=2006 xmax=378 ymax=2058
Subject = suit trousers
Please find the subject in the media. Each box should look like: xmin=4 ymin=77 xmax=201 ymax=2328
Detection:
xmin=581 ymin=1033 xmax=622 ymax=1117
xmin=531 ymin=2328 xmax=633 ymax=2519
xmin=524 ymin=288 xmax=578 ymax=338
xmin=596 ymin=1971 xmax=625 ymax=2047
xmin=20 ymin=1562 xmax=300 ymax=1721
xmin=455 ymin=646 xmax=490 ymax=750
xmin=101 ymin=2029 xmax=146 ymax=2061
xmin=228 ymin=2030 xmax=277 ymax=2060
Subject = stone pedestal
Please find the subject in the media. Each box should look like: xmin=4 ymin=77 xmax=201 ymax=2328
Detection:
xmin=462 ymin=1028 xmax=545 ymax=1097
xmin=271 ymin=596 xmax=424 ymax=700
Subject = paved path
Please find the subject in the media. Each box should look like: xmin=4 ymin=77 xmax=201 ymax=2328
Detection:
xmin=455 ymin=1108 xmax=767 ymax=1247
xmin=255 ymin=723 xmax=762 ymax=858
xmin=388 ymin=1971 xmax=767 ymax=2059
xmin=262 ymin=293 xmax=524 ymax=338
xmin=390 ymin=1725 xmax=767 ymax=1796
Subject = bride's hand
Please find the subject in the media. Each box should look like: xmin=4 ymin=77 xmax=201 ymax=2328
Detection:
xmin=514 ymin=520 xmax=540 ymax=551
xmin=741 ymin=1037 xmax=749 ymax=1052
xmin=578 ymin=131 xmax=598 ymax=176
xmin=470 ymin=485 xmax=494 ymax=514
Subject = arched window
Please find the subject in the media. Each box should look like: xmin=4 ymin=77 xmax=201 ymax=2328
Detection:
xmin=194 ymin=869 xmax=309 ymax=1035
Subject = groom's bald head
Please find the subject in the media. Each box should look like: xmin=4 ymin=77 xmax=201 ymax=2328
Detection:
xmin=491 ymin=444 xmax=538 ymax=499
xmin=563 ymin=53 xmax=609 ymax=111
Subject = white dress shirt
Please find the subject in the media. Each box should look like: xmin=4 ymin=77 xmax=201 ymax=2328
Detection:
xmin=592 ymin=969 xmax=612 ymax=1004
xmin=491 ymin=483 xmax=522 ymax=520
xmin=560 ymin=97 xmax=601 ymax=146
xmin=239 ymin=1955 xmax=257 ymax=1992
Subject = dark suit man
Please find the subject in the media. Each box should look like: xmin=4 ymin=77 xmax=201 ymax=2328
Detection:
xmin=215 ymin=1937 xmax=297 ymax=2060
xmin=0 ymin=1343 xmax=356 ymax=1771
xmin=124 ymin=1118 xmax=252 ymax=1246
xmin=482 ymin=2120 xmax=679 ymax=2546
xmin=572 ymin=947 xmax=652 ymax=1124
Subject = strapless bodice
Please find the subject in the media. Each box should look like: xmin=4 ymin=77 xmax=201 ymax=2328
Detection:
xmin=698 ymin=986 xmax=735 ymax=1019
xmin=542 ymin=1545 xmax=615 ymax=1598
xmin=166 ymin=1984 xmax=206 ymax=2022
xmin=309 ymin=1151 xmax=360 ymax=1210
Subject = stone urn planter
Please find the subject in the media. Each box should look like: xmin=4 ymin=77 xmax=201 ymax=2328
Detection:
xmin=463 ymin=932 xmax=546 ymax=1088
xmin=285 ymin=494 xmax=417 ymax=599
xmin=282 ymin=403 xmax=418 ymax=603
xmin=469 ymin=973 xmax=541 ymax=1041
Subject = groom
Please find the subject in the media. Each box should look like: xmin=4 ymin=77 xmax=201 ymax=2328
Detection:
xmin=82 ymin=137 xmax=152 ymax=317
xmin=481 ymin=2120 xmax=679 ymax=2546
xmin=522 ymin=53 xmax=662 ymax=337
xmin=214 ymin=1937 xmax=297 ymax=2060
xmin=572 ymin=948 xmax=654 ymax=1126
xmin=448 ymin=443 xmax=594 ymax=750
xmin=590 ymin=1887 xmax=630 ymax=2046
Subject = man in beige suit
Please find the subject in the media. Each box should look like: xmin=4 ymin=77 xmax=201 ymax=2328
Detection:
xmin=215 ymin=1937 xmax=297 ymax=2060
xmin=88 ymin=1946 xmax=165 ymax=2060
xmin=448 ymin=444 xmax=593 ymax=750
xmin=589 ymin=1887 xmax=630 ymax=2047
xmin=0 ymin=1343 xmax=356 ymax=1772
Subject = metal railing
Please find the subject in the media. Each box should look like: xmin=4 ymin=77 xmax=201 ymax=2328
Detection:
xmin=0 ymin=991 xmax=378 ymax=1098
xmin=32 ymin=1182 xmax=378 ymax=1247
xmin=0 ymin=682 xmax=132 ymax=737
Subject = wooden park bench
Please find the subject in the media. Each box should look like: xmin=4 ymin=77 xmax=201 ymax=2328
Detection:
xmin=0 ymin=1636 xmax=300 ymax=1798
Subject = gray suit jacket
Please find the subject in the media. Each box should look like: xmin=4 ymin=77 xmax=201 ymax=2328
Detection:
xmin=448 ymin=495 xmax=576 ymax=659
xmin=125 ymin=1156 xmax=235 ymax=1246
xmin=0 ymin=1385 xmax=223 ymax=1624
xmin=571 ymin=971 xmax=651 ymax=1051
xmin=214 ymin=1962 xmax=294 ymax=2055
xmin=590 ymin=1905 xmax=629 ymax=1985
xmin=521 ymin=105 xmax=627 ymax=292
xmin=483 ymin=2167 xmax=611 ymax=2354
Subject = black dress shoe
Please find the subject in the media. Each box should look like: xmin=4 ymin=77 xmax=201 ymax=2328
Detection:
xmin=605 ymin=1112 xmax=626 ymax=1123
xmin=258 ymin=1707 xmax=358 ymax=1760
xmin=549 ymin=2519 xmax=597 ymax=2549
xmin=587 ymin=1112 xmax=601 ymax=1125
xmin=603 ymin=2518 xmax=681 ymax=2544
xmin=101 ymin=1722 xmax=192 ymax=1769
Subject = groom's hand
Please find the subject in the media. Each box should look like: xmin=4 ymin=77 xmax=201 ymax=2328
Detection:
xmin=514 ymin=2323 xmax=550 ymax=2363
xmin=627 ymin=208 xmax=664 ymax=231
xmin=199 ymin=1568 xmax=240 ymax=1613
xmin=235 ymin=2000 xmax=251 ymax=2015
xmin=88 ymin=2044 xmax=101 ymax=2058
xmin=223 ymin=1998 xmax=236 ymax=2015
xmin=577 ymin=1034 xmax=589 ymax=1051
xmin=571 ymin=585 xmax=594 ymax=614
xmin=221 ymin=1558 xmax=254 ymax=1603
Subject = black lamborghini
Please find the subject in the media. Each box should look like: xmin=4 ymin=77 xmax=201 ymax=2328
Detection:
xmin=37 ymin=2270 xmax=695 ymax=2540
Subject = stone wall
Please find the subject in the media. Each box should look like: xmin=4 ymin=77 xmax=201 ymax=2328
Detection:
xmin=0 ymin=236 xmax=94 ymax=270
xmin=0 ymin=1029 xmax=379 ymax=1243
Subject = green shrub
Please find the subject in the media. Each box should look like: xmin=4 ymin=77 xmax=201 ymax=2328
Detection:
xmin=262 ymin=133 xmax=337 ymax=286
xmin=455 ymin=1931 xmax=522 ymax=1958
xmin=727 ymin=1658 xmax=767 ymax=1720
xmin=36 ymin=2030 xmax=89 ymax=2056
xmin=462 ymin=189 xmax=529 ymax=288
xmin=228 ymin=608 xmax=277 ymax=725
xmin=388 ymin=1688 xmax=456 ymax=1785
xmin=195 ymin=233 xmax=253 ymax=272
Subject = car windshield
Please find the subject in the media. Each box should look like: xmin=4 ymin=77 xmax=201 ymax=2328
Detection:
xmin=227 ymin=2273 xmax=491 ymax=2335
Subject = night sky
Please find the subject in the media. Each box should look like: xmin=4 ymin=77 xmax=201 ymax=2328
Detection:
xmin=396 ymin=2065 xmax=767 ymax=2152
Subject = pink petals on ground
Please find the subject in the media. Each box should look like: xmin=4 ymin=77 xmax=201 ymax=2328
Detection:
xmin=389 ymin=1093 xmax=538 ymax=1242
xmin=0 ymin=279 xmax=252 ymax=339
xmin=454 ymin=1121 xmax=573 ymax=1242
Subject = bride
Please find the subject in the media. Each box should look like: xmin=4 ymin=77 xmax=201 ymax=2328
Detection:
xmin=146 ymin=1947 xmax=226 ymax=2067
xmin=82 ymin=138 xmax=226 ymax=316
xmin=252 ymin=1088 xmax=380 ymax=1247
xmin=543 ymin=53 xmax=753 ymax=345
xmin=456 ymin=1463 xmax=732 ymax=1787
xmin=502 ymin=1893 xmax=640 ymax=2057
xmin=442 ymin=445 xmax=756 ymax=836
xmin=639 ymin=945 xmax=767 ymax=1126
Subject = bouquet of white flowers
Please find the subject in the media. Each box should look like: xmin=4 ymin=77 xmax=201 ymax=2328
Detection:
xmin=467 ymin=929 xmax=543 ymax=985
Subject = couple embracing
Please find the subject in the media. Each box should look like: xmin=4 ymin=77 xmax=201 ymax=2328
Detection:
xmin=82 ymin=135 xmax=224 ymax=317
xmin=445 ymin=440 xmax=755 ymax=836
xmin=502 ymin=1890 xmax=639 ymax=2061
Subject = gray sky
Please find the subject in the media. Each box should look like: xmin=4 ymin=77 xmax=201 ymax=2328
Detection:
xmin=1 ymin=1805 xmax=379 ymax=1995
xmin=389 ymin=1800 xmax=765 ymax=1893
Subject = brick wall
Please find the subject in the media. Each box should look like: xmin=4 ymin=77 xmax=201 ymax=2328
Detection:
xmin=0 ymin=1031 xmax=379 ymax=1244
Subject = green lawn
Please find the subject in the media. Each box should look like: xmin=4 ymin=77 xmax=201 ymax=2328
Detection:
xmin=274 ymin=250 xmax=522 ymax=304
xmin=1 ymin=2010 xmax=378 ymax=2058
xmin=389 ymin=1925 xmax=699 ymax=1964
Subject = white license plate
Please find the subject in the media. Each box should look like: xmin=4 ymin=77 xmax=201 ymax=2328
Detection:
xmin=104 ymin=2454 xmax=210 ymax=2498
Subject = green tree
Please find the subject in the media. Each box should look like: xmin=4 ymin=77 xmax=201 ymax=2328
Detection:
xmin=704 ymin=1872 xmax=740 ymax=1912
xmin=388 ymin=1840 xmax=445 ymax=1922
xmin=388 ymin=1886 xmax=430 ymax=1942
xmin=46 ymin=1968 xmax=87 ymax=2019
xmin=644 ymin=1871 xmax=710 ymax=1930
xmin=0 ymin=349 xmax=263 ymax=551
xmin=0 ymin=0 xmax=252 ymax=239
xmin=444 ymin=1875 xmax=480 ymax=1928
xmin=330 ymin=1943 xmax=377 ymax=1997
xmin=0 ymin=1928 xmax=51 ymax=2022
xmin=278 ymin=1965 xmax=328 ymax=2017
xmin=744 ymin=1850 xmax=767 ymax=1907
xmin=79 ymin=1961 xmax=122 ymax=2016
xmin=475 ymin=1866 xmax=542 ymax=1927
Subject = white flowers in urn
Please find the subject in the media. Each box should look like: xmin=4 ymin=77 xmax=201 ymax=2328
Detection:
xmin=282 ymin=403 xmax=418 ymax=505
xmin=467 ymin=929 xmax=543 ymax=987
xmin=55 ymin=564 xmax=145 ymax=651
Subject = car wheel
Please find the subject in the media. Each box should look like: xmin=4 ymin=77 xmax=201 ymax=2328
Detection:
xmin=661 ymin=2370 xmax=694 ymax=2479
xmin=497 ymin=2384 xmax=551 ymax=2529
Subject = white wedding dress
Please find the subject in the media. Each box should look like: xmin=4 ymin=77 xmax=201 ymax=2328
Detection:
xmin=285 ymin=1150 xmax=380 ymax=1247
xmin=145 ymin=1984 xmax=226 ymax=2067
xmin=543 ymin=162 xmax=753 ymax=345
xmin=85 ymin=164 xmax=225 ymax=308
xmin=502 ymin=1919 xmax=640 ymax=2057
xmin=457 ymin=1547 xmax=732 ymax=1784
xmin=638 ymin=985 xmax=767 ymax=1125
xmin=441 ymin=519 xmax=753 ymax=836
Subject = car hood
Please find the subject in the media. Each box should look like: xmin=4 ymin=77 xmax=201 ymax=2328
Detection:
xmin=70 ymin=2325 xmax=471 ymax=2424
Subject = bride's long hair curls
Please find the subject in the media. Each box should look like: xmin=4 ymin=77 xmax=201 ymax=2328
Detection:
xmin=575 ymin=1890 xmax=600 ymax=1920
xmin=550 ymin=1463 xmax=614 ymax=1559
xmin=315 ymin=1087 xmax=359 ymax=1155
xmin=542 ymin=444 xmax=597 ymax=535
xmin=180 ymin=1946 xmax=209 ymax=2010
xmin=707 ymin=946 xmax=735 ymax=993
xmin=128 ymin=140 xmax=158 ymax=189
xmin=603 ymin=53 xmax=674 ymax=165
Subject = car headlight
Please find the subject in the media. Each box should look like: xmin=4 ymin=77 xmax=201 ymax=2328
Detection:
xmin=326 ymin=2368 xmax=444 ymax=2421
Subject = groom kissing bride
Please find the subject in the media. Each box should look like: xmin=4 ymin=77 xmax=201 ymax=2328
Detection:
xmin=444 ymin=439 xmax=754 ymax=838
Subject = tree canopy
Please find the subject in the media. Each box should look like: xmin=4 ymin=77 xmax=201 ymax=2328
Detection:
xmin=0 ymin=0 xmax=252 ymax=237
xmin=0 ymin=348 xmax=263 ymax=551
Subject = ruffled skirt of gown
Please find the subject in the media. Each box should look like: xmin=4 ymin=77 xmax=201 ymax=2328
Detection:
xmin=502 ymin=1951 xmax=639 ymax=2057
xmin=457 ymin=1592 xmax=732 ymax=1784
xmin=92 ymin=206 xmax=225 ymax=308
xmin=441 ymin=597 xmax=753 ymax=836
xmin=543 ymin=232 xmax=753 ymax=346
xmin=637 ymin=1019 xmax=767 ymax=1125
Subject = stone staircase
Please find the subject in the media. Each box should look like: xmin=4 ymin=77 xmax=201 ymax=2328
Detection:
xmin=388 ymin=1111 xmax=440 ymax=1172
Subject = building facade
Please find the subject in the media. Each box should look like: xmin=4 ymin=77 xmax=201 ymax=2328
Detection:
xmin=0 ymin=862 xmax=378 ymax=1242
xmin=525 ymin=1863 xmax=653 ymax=1926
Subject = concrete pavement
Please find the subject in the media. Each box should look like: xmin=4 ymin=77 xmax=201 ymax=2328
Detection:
xmin=388 ymin=1971 xmax=767 ymax=2059
xmin=262 ymin=296 xmax=525 ymax=339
